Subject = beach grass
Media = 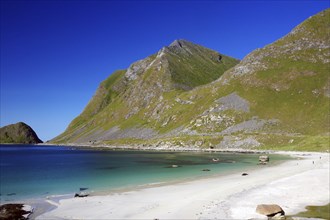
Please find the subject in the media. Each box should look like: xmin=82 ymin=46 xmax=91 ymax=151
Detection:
xmin=289 ymin=203 xmax=330 ymax=220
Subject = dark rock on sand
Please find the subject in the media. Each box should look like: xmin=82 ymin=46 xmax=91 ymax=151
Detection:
xmin=0 ymin=204 xmax=33 ymax=220
xmin=74 ymin=193 xmax=89 ymax=198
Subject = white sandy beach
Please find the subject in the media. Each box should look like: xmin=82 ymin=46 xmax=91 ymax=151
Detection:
xmin=36 ymin=151 xmax=329 ymax=219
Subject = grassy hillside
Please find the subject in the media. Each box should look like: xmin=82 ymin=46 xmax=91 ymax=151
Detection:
xmin=67 ymin=69 xmax=127 ymax=131
xmin=53 ymin=9 xmax=330 ymax=151
xmin=53 ymin=40 xmax=239 ymax=143
xmin=165 ymin=40 xmax=239 ymax=89
xmin=0 ymin=122 xmax=43 ymax=144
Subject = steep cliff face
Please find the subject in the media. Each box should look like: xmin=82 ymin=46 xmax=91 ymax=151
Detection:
xmin=0 ymin=122 xmax=43 ymax=144
xmin=54 ymin=9 xmax=330 ymax=151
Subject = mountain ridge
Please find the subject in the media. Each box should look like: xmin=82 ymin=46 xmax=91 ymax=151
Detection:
xmin=53 ymin=9 xmax=330 ymax=151
xmin=53 ymin=39 xmax=239 ymax=143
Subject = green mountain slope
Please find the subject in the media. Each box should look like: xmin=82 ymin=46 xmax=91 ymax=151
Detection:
xmin=53 ymin=9 xmax=330 ymax=151
xmin=53 ymin=39 xmax=239 ymax=143
xmin=0 ymin=122 xmax=43 ymax=144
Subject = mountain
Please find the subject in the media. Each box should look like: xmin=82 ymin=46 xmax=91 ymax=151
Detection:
xmin=0 ymin=122 xmax=43 ymax=144
xmin=53 ymin=9 xmax=329 ymax=151
xmin=53 ymin=39 xmax=239 ymax=143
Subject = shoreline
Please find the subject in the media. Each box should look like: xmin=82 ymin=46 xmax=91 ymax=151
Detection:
xmin=4 ymin=150 xmax=287 ymax=218
xmin=34 ymin=150 xmax=329 ymax=219
xmin=38 ymin=142 xmax=290 ymax=154
xmin=0 ymin=146 xmax=286 ymax=203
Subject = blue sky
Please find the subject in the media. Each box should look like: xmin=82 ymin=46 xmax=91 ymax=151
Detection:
xmin=1 ymin=0 xmax=329 ymax=141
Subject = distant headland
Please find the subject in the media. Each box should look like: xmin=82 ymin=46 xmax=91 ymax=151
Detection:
xmin=0 ymin=122 xmax=43 ymax=144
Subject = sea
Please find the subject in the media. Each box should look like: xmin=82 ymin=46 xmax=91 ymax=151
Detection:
xmin=0 ymin=144 xmax=289 ymax=203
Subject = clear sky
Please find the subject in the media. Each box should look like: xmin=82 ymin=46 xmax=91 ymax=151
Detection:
xmin=1 ymin=0 xmax=329 ymax=141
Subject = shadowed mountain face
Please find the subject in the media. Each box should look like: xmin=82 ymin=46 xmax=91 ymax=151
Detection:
xmin=53 ymin=9 xmax=330 ymax=151
xmin=0 ymin=122 xmax=43 ymax=144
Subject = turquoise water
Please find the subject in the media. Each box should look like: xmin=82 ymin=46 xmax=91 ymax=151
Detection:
xmin=0 ymin=145 xmax=289 ymax=203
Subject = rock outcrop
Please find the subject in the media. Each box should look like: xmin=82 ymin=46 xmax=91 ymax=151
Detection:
xmin=0 ymin=122 xmax=43 ymax=144
xmin=256 ymin=204 xmax=285 ymax=219
xmin=0 ymin=204 xmax=33 ymax=220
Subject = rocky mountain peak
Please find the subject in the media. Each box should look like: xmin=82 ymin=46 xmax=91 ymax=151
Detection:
xmin=169 ymin=39 xmax=183 ymax=48
xmin=53 ymin=9 xmax=329 ymax=152
xmin=169 ymin=39 xmax=191 ymax=48
xmin=166 ymin=39 xmax=201 ymax=55
xmin=53 ymin=39 xmax=239 ymax=143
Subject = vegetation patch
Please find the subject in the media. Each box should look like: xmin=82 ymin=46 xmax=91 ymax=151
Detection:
xmin=289 ymin=203 xmax=330 ymax=220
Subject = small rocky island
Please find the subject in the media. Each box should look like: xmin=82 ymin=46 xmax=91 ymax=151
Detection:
xmin=0 ymin=122 xmax=43 ymax=144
